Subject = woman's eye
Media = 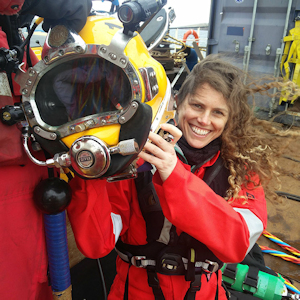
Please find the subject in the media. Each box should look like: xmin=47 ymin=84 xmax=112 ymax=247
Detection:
xmin=193 ymin=104 xmax=202 ymax=109
xmin=214 ymin=110 xmax=224 ymax=116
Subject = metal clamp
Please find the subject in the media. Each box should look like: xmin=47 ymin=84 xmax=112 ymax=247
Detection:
xmin=131 ymin=256 xmax=147 ymax=268
xmin=265 ymin=44 xmax=271 ymax=55
xmin=106 ymin=164 xmax=137 ymax=182
xmin=204 ymin=260 xmax=219 ymax=273
xmin=233 ymin=40 xmax=240 ymax=53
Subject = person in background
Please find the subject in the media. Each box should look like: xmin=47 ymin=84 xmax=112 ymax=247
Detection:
xmin=0 ymin=0 xmax=92 ymax=299
xmin=67 ymin=55 xmax=289 ymax=299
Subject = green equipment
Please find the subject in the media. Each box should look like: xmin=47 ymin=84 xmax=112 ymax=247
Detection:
xmin=221 ymin=263 xmax=288 ymax=300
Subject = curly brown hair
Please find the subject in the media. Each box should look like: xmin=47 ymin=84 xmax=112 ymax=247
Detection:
xmin=176 ymin=54 xmax=299 ymax=201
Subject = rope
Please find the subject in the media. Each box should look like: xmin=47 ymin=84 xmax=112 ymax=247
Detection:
xmin=163 ymin=35 xmax=206 ymax=51
xmin=262 ymin=230 xmax=300 ymax=257
xmin=284 ymin=279 xmax=300 ymax=294
xmin=157 ymin=34 xmax=206 ymax=63
xmin=259 ymin=230 xmax=300 ymax=294
xmin=163 ymin=34 xmax=206 ymax=51
xmin=259 ymin=245 xmax=300 ymax=264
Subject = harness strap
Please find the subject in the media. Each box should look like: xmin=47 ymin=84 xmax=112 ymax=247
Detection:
xmin=242 ymin=266 xmax=259 ymax=295
xmin=184 ymin=274 xmax=202 ymax=300
xmin=116 ymin=245 xmax=218 ymax=274
xmin=123 ymin=265 xmax=130 ymax=300
xmin=202 ymin=156 xmax=224 ymax=186
xmin=147 ymin=267 xmax=166 ymax=300
xmin=223 ymin=264 xmax=238 ymax=286
xmin=184 ymin=272 xmax=220 ymax=300
xmin=221 ymin=281 xmax=231 ymax=300
xmin=215 ymin=272 xmax=219 ymax=300
xmin=117 ymin=242 xmax=220 ymax=300
xmin=183 ymin=248 xmax=219 ymax=300
xmin=185 ymin=248 xmax=196 ymax=282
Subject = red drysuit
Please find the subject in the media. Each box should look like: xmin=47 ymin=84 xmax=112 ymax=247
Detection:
xmin=68 ymin=152 xmax=267 ymax=300
xmin=0 ymin=1 xmax=92 ymax=298
xmin=0 ymin=23 xmax=52 ymax=299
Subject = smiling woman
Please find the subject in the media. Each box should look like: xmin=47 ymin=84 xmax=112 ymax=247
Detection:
xmin=177 ymin=83 xmax=229 ymax=149
xmin=174 ymin=54 xmax=300 ymax=201
xmin=67 ymin=54 xmax=292 ymax=299
xmin=175 ymin=55 xmax=268 ymax=198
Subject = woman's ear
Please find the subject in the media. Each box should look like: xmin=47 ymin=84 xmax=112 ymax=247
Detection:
xmin=174 ymin=94 xmax=179 ymax=108
xmin=174 ymin=94 xmax=180 ymax=126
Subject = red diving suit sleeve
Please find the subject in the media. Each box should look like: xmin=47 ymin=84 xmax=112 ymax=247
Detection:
xmin=67 ymin=176 xmax=133 ymax=259
xmin=157 ymin=159 xmax=267 ymax=263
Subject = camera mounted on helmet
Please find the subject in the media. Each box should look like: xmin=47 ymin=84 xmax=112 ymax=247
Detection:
xmin=117 ymin=0 xmax=167 ymax=35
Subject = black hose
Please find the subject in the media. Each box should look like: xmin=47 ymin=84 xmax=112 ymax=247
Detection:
xmin=25 ymin=24 xmax=33 ymax=67
xmin=20 ymin=22 xmax=38 ymax=49
xmin=275 ymin=191 xmax=300 ymax=202
xmin=97 ymin=258 xmax=108 ymax=300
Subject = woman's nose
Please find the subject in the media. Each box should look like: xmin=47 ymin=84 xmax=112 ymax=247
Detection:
xmin=198 ymin=111 xmax=211 ymax=126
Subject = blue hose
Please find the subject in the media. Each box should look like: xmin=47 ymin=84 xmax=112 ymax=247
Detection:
xmin=44 ymin=211 xmax=71 ymax=292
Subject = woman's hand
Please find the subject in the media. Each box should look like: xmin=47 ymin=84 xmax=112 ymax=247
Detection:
xmin=138 ymin=123 xmax=182 ymax=182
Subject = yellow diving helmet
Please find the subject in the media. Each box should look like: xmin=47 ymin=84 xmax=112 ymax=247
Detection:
xmin=15 ymin=6 xmax=175 ymax=181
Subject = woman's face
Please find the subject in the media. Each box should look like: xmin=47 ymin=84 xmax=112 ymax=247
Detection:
xmin=177 ymin=83 xmax=229 ymax=149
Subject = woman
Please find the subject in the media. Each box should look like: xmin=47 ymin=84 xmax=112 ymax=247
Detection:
xmin=67 ymin=55 xmax=274 ymax=299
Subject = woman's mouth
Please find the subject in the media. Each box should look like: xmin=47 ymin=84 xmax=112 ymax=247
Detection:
xmin=191 ymin=125 xmax=210 ymax=136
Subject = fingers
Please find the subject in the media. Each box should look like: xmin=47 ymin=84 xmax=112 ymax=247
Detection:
xmin=160 ymin=123 xmax=182 ymax=145
xmin=152 ymin=124 xmax=182 ymax=146
xmin=138 ymin=137 xmax=177 ymax=181
xmin=144 ymin=124 xmax=182 ymax=155
xmin=142 ymin=133 xmax=166 ymax=160
xmin=138 ymin=146 xmax=162 ymax=166
xmin=138 ymin=124 xmax=181 ymax=182
xmin=139 ymin=123 xmax=182 ymax=160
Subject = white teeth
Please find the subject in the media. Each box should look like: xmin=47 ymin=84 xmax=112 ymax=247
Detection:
xmin=191 ymin=126 xmax=210 ymax=135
